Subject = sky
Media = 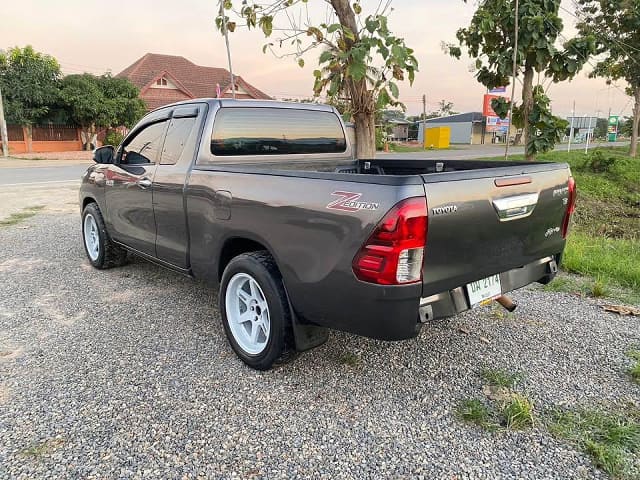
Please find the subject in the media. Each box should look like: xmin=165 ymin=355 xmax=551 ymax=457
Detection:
xmin=0 ymin=0 xmax=633 ymax=119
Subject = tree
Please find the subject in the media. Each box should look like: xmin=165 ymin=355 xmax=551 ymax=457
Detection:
xmin=59 ymin=74 xmax=145 ymax=149
xmin=437 ymin=99 xmax=457 ymax=117
xmin=575 ymin=0 xmax=640 ymax=157
xmin=0 ymin=46 xmax=61 ymax=141
xmin=448 ymin=0 xmax=596 ymax=160
xmin=217 ymin=0 xmax=418 ymax=159
xmin=594 ymin=117 xmax=608 ymax=139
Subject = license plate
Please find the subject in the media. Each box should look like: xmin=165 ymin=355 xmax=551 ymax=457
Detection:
xmin=466 ymin=274 xmax=502 ymax=306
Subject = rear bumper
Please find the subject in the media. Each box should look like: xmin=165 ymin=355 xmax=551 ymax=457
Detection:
xmin=313 ymin=255 xmax=558 ymax=342
xmin=418 ymin=255 xmax=557 ymax=323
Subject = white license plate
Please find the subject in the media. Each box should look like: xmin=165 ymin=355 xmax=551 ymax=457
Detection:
xmin=466 ymin=274 xmax=502 ymax=306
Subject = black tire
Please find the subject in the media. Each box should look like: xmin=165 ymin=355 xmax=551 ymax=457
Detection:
xmin=219 ymin=251 xmax=294 ymax=370
xmin=81 ymin=202 xmax=128 ymax=269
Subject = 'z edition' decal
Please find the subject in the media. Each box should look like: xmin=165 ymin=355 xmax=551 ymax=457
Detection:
xmin=326 ymin=191 xmax=380 ymax=212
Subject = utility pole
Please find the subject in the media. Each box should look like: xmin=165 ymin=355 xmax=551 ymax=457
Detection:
xmin=0 ymin=84 xmax=8 ymax=158
xmin=504 ymin=0 xmax=519 ymax=161
xmin=567 ymin=100 xmax=575 ymax=152
xmin=219 ymin=0 xmax=236 ymax=99
xmin=421 ymin=94 xmax=427 ymax=145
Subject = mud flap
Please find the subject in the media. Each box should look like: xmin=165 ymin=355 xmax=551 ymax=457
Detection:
xmin=291 ymin=314 xmax=330 ymax=352
xmin=284 ymin=289 xmax=329 ymax=352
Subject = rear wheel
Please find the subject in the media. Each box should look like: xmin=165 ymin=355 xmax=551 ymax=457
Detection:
xmin=220 ymin=251 xmax=293 ymax=370
xmin=81 ymin=203 xmax=128 ymax=269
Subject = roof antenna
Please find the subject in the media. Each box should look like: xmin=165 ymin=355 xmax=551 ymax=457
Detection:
xmin=219 ymin=0 xmax=236 ymax=99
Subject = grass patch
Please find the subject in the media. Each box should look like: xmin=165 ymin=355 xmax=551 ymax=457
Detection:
xmin=387 ymin=143 xmax=426 ymax=153
xmin=542 ymin=273 xmax=640 ymax=306
xmin=456 ymin=398 xmax=499 ymax=431
xmin=0 ymin=205 xmax=45 ymax=227
xmin=550 ymin=408 xmax=640 ymax=479
xmin=481 ymin=368 xmax=523 ymax=389
xmin=563 ymin=232 xmax=640 ymax=292
xmin=20 ymin=438 xmax=64 ymax=458
xmin=338 ymin=352 xmax=361 ymax=368
xmin=503 ymin=393 xmax=535 ymax=429
xmin=628 ymin=351 xmax=640 ymax=384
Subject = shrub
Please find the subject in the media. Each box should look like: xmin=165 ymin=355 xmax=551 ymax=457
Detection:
xmin=582 ymin=150 xmax=617 ymax=173
xmin=104 ymin=130 xmax=125 ymax=147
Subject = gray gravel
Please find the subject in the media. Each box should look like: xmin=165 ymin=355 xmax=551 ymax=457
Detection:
xmin=1 ymin=209 xmax=639 ymax=479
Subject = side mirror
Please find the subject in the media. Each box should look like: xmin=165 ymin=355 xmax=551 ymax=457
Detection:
xmin=93 ymin=145 xmax=115 ymax=164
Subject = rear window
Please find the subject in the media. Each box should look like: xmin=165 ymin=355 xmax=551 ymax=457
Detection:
xmin=211 ymin=107 xmax=346 ymax=156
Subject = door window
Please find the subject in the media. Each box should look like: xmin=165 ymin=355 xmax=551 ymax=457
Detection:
xmin=122 ymin=121 xmax=168 ymax=165
xmin=160 ymin=117 xmax=198 ymax=165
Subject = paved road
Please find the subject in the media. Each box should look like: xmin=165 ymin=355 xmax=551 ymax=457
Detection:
xmin=0 ymin=141 xmax=628 ymax=186
xmin=0 ymin=164 xmax=90 ymax=187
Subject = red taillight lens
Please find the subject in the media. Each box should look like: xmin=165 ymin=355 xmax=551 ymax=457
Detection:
xmin=561 ymin=176 xmax=577 ymax=239
xmin=353 ymin=197 xmax=428 ymax=285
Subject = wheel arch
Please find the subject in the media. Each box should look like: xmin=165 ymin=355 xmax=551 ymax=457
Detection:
xmin=217 ymin=236 xmax=278 ymax=282
xmin=81 ymin=196 xmax=97 ymax=211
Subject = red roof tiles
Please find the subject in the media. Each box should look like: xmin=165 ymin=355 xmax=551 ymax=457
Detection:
xmin=116 ymin=53 xmax=271 ymax=110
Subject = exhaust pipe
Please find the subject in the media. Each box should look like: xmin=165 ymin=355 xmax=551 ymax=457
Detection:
xmin=496 ymin=295 xmax=517 ymax=312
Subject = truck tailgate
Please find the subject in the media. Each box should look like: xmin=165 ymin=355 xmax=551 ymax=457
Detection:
xmin=421 ymin=164 xmax=571 ymax=297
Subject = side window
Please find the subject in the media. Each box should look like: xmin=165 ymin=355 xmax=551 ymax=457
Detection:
xmin=211 ymin=107 xmax=347 ymax=156
xmin=122 ymin=121 xmax=168 ymax=165
xmin=160 ymin=117 xmax=198 ymax=165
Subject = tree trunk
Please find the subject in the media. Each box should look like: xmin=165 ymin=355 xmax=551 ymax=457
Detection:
xmin=521 ymin=66 xmax=535 ymax=161
xmin=354 ymin=112 xmax=376 ymax=159
xmin=24 ymin=125 xmax=33 ymax=153
xmin=631 ymin=85 xmax=640 ymax=158
xmin=330 ymin=0 xmax=377 ymax=159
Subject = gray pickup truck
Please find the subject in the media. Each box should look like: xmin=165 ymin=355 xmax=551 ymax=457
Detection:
xmin=80 ymin=99 xmax=576 ymax=370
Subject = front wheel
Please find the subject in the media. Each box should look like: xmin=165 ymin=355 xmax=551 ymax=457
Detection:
xmin=81 ymin=203 xmax=128 ymax=269
xmin=219 ymin=251 xmax=293 ymax=370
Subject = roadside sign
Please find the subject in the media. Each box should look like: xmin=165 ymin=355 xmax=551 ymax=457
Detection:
xmin=608 ymin=115 xmax=619 ymax=142
xmin=486 ymin=115 xmax=510 ymax=133
xmin=489 ymin=86 xmax=507 ymax=94
xmin=483 ymin=94 xmax=500 ymax=117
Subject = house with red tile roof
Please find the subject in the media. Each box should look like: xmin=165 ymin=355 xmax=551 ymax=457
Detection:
xmin=116 ymin=53 xmax=271 ymax=110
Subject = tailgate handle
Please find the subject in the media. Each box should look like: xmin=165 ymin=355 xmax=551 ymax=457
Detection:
xmin=492 ymin=193 xmax=539 ymax=221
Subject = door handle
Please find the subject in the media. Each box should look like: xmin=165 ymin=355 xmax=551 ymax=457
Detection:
xmin=137 ymin=178 xmax=152 ymax=189
xmin=492 ymin=192 xmax=539 ymax=221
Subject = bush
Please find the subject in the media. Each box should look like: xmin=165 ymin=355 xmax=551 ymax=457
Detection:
xmin=582 ymin=150 xmax=617 ymax=173
xmin=104 ymin=130 xmax=124 ymax=147
xmin=375 ymin=127 xmax=386 ymax=150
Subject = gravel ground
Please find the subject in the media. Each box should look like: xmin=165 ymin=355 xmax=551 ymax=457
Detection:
xmin=1 ymin=208 xmax=639 ymax=479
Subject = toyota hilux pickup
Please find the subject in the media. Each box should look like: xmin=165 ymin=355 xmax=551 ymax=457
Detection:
xmin=80 ymin=99 xmax=576 ymax=370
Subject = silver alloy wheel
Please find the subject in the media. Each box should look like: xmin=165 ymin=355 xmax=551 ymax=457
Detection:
xmin=225 ymin=272 xmax=271 ymax=355
xmin=83 ymin=213 xmax=100 ymax=261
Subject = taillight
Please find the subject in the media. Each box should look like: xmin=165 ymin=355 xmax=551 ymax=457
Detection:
xmin=353 ymin=197 xmax=428 ymax=285
xmin=561 ymin=176 xmax=577 ymax=239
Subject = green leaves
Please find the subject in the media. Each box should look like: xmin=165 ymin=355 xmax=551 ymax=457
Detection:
xmin=259 ymin=15 xmax=273 ymax=37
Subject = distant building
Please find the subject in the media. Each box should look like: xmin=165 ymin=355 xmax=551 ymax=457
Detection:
xmin=418 ymin=112 xmax=486 ymax=145
xmin=387 ymin=119 xmax=410 ymax=141
xmin=116 ymin=53 xmax=271 ymax=111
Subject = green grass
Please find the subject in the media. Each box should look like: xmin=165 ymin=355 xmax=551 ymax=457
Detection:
xmin=456 ymin=398 xmax=499 ymax=430
xmin=542 ymin=273 xmax=640 ymax=306
xmin=338 ymin=352 xmax=361 ymax=368
xmin=550 ymin=408 xmax=640 ymax=479
xmin=481 ymin=368 xmax=523 ymax=389
xmin=562 ymin=232 xmax=640 ymax=292
xmin=0 ymin=206 xmax=45 ymax=227
xmin=503 ymin=393 xmax=535 ymax=429
xmin=628 ymin=351 xmax=640 ymax=384
xmin=20 ymin=438 xmax=64 ymax=458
